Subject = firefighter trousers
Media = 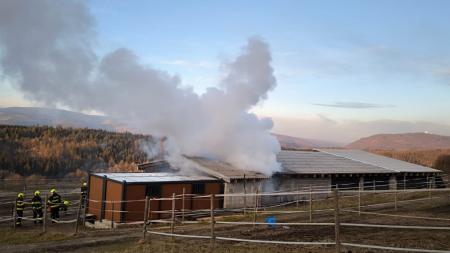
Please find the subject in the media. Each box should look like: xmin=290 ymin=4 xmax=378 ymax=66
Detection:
xmin=33 ymin=208 xmax=43 ymax=224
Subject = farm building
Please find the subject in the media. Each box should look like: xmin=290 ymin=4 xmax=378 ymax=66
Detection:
xmin=87 ymin=173 xmax=222 ymax=223
xmin=88 ymin=149 xmax=443 ymax=224
xmin=262 ymin=149 xmax=443 ymax=205
xmin=138 ymin=149 xmax=443 ymax=206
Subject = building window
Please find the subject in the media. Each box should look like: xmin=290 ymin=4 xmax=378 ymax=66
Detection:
xmin=192 ymin=183 xmax=205 ymax=194
xmin=147 ymin=184 xmax=161 ymax=197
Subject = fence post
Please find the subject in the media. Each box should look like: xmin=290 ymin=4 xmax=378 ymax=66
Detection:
xmin=428 ymin=177 xmax=432 ymax=203
xmin=309 ymin=185 xmax=313 ymax=222
xmin=143 ymin=196 xmax=149 ymax=239
xmin=394 ymin=189 xmax=398 ymax=211
xmin=253 ymin=188 xmax=258 ymax=229
xmin=334 ymin=189 xmax=341 ymax=253
xmin=403 ymin=175 xmax=406 ymax=191
xmin=43 ymin=194 xmax=47 ymax=233
xmin=296 ymin=184 xmax=300 ymax=208
xmin=373 ymin=179 xmax=376 ymax=191
xmin=182 ymin=187 xmax=186 ymax=223
xmin=75 ymin=194 xmax=83 ymax=234
xmin=148 ymin=199 xmax=152 ymax=243
xmin=210 ymin=194 xmax=215 ymax=247
xmin=358 ymin=184 xmax=361 ymax=216
xmin=82 ymin=197 xmax=87 ymax=228
xmin=171 ymin=193 xmax=176 ymax=239
xmin=243 ymin=175 xmax=247 ymax=215
xmin=111 ymin=202 xmax=115 ymax=229
xmin=13 ymin=200 xmax=16 ymax=230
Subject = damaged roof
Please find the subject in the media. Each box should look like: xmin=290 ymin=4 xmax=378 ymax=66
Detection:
xmin=187 ymin=157 xmax=268 ymax=182
xmin=137 ymin=157 xmax=267 ymax=183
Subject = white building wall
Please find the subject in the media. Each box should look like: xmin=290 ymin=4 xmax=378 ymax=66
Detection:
xmin=223 ymin=176 xmax=331 ymax=208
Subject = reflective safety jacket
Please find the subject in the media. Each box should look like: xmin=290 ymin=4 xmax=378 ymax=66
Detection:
xmin=16 ymin=197 xmax=25 ymax=211
xmin=81 ymin=186 xmax=87 ymax=196
xmin=31 ymin=195 xmax=43 ymax=210
xmin=48 ymin=193 xmax=62 ymax=208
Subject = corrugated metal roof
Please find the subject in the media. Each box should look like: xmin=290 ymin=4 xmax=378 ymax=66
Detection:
xmin=317 ymin=149 xmax=440 ymax=173
xmin=93 ymin=172 xmax=219 ymax=183
xmin=277 ymin=150 xmax=393 ymax=174
xmin=188 ymin=157 xmax=268 ymax=182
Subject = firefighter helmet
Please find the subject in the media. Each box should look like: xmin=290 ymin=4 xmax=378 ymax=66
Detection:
xmin=50 ymin=188 xmax=57 ymax=194
xmin=17 ymin=193 xmax=24 ymax=198
xmin=82 ymin=182 xmax=87 ymax=187
xmin=34 ymin=190 xmax=40 ymax=196
xmin=64 ymin=200 xmax=69 ymax=205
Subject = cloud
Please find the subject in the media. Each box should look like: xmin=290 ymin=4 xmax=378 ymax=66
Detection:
xmin=312 ymin=102 xmax=395 ymax=109
xmin=433 ymin=67 xmax=450 ymax=85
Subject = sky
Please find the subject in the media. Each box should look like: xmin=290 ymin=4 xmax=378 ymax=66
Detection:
xmin=1 ymin=0 xmax=450 ymax=143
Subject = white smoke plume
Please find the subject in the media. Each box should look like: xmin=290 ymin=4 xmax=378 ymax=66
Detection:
xmin=0 ymin=0 xmax=281 ymax=174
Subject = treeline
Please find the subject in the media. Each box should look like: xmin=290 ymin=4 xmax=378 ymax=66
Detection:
xmin=372 ymin=149 xmax=450 ymax=175
xmin=0 ymin=125 xmax=152 ymax=178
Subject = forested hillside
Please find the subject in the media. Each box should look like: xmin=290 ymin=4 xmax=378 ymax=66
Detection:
xmin=0 ymin=125 xmax=152 ymax=179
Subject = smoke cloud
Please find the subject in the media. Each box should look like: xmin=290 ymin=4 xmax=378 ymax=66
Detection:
xmin=0 ymin=0 xmax=281 ymax=174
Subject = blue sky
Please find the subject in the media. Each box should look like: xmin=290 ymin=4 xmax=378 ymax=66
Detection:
xmin=2 ymin=0 xmax=450 ymax=142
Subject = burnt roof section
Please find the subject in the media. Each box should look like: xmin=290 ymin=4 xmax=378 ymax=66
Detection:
xmin=277 ymin=150 xmax=397 ymax=174
xmin=137 ymin=160 xmax=177 ymax=173
xmin=92 ymin=172 xmax=219 ymax=184
xmin=187 ymin=157 xmax=268 ymax=182
xmin=137 ymin=157 xmax=267 ymax=182
xmin=317 ymin=149 xmax=440 ymax=173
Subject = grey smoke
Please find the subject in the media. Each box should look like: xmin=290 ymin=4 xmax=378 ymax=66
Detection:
xmin=0 ymin=0 xmax=280 ymax=174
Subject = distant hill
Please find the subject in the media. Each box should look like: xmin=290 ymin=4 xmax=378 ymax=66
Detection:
xmin=274 ymin=133 xmax=343 ymax=149
xmin=0 ymin=107 xmax=121 ymax=130
xmin=347 ymin=133 xmax=450 ymax=150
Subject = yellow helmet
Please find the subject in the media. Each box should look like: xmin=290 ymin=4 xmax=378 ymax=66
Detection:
xmin=64 ymin=200 xmax=69 ymax=205
xmin=18 ymin=193 xmax=24 ymax=198
xmin=34 ymin=190 xmax=40 ymax=196
xmin=50 ymin=189 xmax=57 ymax=194
xmin=82 ymin=182 xmax=87 ymax=187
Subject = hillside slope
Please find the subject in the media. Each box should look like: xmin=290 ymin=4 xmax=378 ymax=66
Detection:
xmin=0 ymin=125 xmax=151 ymax=178
xmin=0 ymin=107 xmax=120 ymax=130
xmin=347 ymin=133 xmax=450 ymax=150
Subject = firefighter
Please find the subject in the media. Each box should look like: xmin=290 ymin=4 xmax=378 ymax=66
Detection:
xmin=31 ymin=191 xmax=43 ymax=224
xmin=48 ymin=189 xmax=61 ymax=222
xmin=61 ymin=200 xmax=70 ymax=212
xmin=81 ymin=182 xmax=87 ymax=206
xmin=15 ymin=193 xmax=25 ymax=226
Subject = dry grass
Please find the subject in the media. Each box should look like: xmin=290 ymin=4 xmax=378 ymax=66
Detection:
xmin=2 ymin=189 xmax=450 ymax=253
xmin=0 ymin=229 xmax=69 ymax=245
